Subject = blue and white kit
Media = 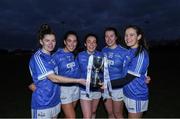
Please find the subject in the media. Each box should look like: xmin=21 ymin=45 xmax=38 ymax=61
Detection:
xmin=102 ymin=45 xmax=129 ymax=100
xmin=123 ymin=48 xmax=149 ymax=113
xmin=29 ymin=49 xmax=60 ymax=118
xmin=53 ymin=48 xmax=80 ymax=104
xmin=77 ymin=50 xmax=103 ymax=99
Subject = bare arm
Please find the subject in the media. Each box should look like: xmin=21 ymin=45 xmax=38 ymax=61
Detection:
xmin=28 ymin=74 xmax=86 ymax=92
xmin=47 ymin=73 xmax=86 ymax=86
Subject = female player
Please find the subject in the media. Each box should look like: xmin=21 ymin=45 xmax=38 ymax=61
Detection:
xmin=102 ymin=27 xmax=128 ymax=118
xmin=53 ymin=31 xmax=81 ymax=118
xmin=77 ymin=33 xmax=102 ymax=118
xmin=110 ymin=25 xmax=150 ymax=118
xmin=29 ymin=24 xmax=85 ymax=119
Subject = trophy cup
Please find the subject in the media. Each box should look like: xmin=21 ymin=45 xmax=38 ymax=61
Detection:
xmin=90 ymin=56 xmax=104 ymax=88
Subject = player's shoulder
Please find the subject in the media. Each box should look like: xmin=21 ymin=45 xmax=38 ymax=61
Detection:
xmin=117 ymin=45 xmax=128 ymax=52
xmin=132 ymin=49 xmax=149 ymax=65
xmin=94 ymin=51 xmax=102 ymax=57
xmin=139 ymin=49 xmax=149 ymax=58
xmin=53 ymin=48 xmax=65 ymax=57
xmin=33 ymin=49 xmax=43 ymax=59
xmin=30 ymin=50 xmax=44 ymax=65
xmin=78 ymin=50 xmax=86 ymax=56
xmin=54 ymin=48 xmax=64 ymax=54
xmin=141 ymin=49 xmax=149 ymax=61
xmin=101 ymin=46 xmax=108 ymax=52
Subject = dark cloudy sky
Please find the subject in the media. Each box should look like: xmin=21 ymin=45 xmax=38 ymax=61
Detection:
xmin=0 ymin=0 xmax=180 ymax=50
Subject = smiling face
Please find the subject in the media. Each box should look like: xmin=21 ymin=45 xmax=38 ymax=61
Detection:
xmin=64 ymin=34 xmax=77 ymax=52
xmin=124 ymin=28 xmax=141 ymax=48
xmin=40 ymin=34 xmax=56 ymax=54
xmin=105 ymin=30 xmax=117 ymax=49
xmin=85 ymin=36 xmax=97 ymax=54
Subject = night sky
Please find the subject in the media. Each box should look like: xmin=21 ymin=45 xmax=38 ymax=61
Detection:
xmin=0 ymin=0 xmax=180 ymax=50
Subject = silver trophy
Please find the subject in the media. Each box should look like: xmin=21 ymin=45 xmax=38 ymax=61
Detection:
xmin=91 ymin=56 xmax=104 ymax=88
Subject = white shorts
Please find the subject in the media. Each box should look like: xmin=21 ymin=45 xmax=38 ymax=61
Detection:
xmin=124 ymin=95 xmax=148 ymax=113
xmin=60 ymin=85 xmax=80 ymax=104
xmin=31 ymin=103 xmax=60 ymax=119
xmin=102 ymin=88 xmax=123 ymax=101
xmin=80 ymin=90 xmax=101 ymax=100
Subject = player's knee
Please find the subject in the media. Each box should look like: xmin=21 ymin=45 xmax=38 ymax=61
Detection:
xmin=107 ymin=110 xmax=114 ymax=118
xmin=83 ymin=113 xmax=92 ymax=118
xmin=114 ymin=111 xmax=123 ymax=118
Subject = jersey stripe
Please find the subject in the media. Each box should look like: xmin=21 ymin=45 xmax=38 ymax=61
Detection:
xmin=37 ymin=51 xmax=47 ymax=73
xmin=38 ymin=71 xmax=54 ymax=80
xmin=34 ymin=51 xmax=47 ymax=74
xmin=134 ymin=53 xmax=141 ymax=72
xmin=135 ymin=51 xmax=144 ymax=74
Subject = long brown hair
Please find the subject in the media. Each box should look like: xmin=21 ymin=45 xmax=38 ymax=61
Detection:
xmin=124 ymin=25 xmax=149 ymax=56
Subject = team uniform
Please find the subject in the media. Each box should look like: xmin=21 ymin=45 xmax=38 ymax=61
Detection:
xmin=102 ymin=45 xmax=128 ymax=101
xmin=29 ymin=49 xmax=60 ymax=119
xmin=53 ymin=48 xmax=80 ymax=104
xmin=123 ymin=48 xmax=149 ymax=113
xmin=77 ymin=50 xmax=103 ymax=100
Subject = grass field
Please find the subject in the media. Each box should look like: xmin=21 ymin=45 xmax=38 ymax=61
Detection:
xmin=0 ymin=47 xmax=180 ymax=118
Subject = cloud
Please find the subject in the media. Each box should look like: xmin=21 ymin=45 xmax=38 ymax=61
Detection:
xmin=0 ymin=0 xmax=180 ymax=49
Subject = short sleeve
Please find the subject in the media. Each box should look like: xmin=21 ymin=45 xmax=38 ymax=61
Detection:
xmin=127 ymin=51 xmax=149 ymax=77
xmin=33 ymin=55 xmax=54 ymax=80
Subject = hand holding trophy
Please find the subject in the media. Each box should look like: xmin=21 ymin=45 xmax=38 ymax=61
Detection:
xmin=90 ymin=56 xmax=104 ymax=88
xmin=86 ymin=55 xmax=104 ymax=96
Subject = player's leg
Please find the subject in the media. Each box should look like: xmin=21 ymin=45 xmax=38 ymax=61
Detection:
xmin=111 ymin=88 xmax=124 ymax=118
xmin=60 ymin=86 xmax=78 ymax=118
xmin=91 ymin=91 xmax=101 ymax=118
xmin=112 ymin=100 xmax=124 ymax=118
xmin=91 ymin=99 xmax=100 ymax=118
xmin=61 ymin=103 xmax=76 ymax=118
xmin=128 ymin=112 xmax=143 ymax=118
xmin=80 ymin=90 xmax=92 ymax=118
xmin=72 ymin=86 xmax=80 ymax=108
xmin=80 ymin=99 xmax=92 ymax=118
xmin=104 ymin=98 xmax=115 ymax=118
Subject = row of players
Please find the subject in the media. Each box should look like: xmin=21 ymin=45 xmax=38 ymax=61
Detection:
xmin=29 ymin=24 xmax=150 ymax=118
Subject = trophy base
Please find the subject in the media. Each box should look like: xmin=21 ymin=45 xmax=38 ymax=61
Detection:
xmin=90 ymin=82 xmax=101 ymax=88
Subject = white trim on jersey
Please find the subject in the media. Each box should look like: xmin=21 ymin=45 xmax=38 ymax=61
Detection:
xmin=127 ymin=51 xmax=144 ymax=77
xmin=33 ymin=51 xmax=55 ymax=80
xmin=38 ymin=70 xmax=54 ymax=80
xmin=135 ymin=51 xmax=144 ymax=73
xmin=35 ymin=51 xmax=47 ymax=74
xmin=127 ymin=70 xmax=140 ymax=77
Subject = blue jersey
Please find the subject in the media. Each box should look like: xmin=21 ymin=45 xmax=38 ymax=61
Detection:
xmin=77 ymin=50 xmax=103 ymax=90
xmin=102 ymin=45 xmax=128 ymax=80
xmin=53 ymin=48 xmax=80 ymax=81
xmin=29 ymin=49 xmax=60 ymax=109
xmin=123 ymin=48 xmax=149 ymax=100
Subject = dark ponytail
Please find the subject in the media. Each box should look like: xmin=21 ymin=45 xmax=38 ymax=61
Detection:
xmin=37 ymin=24 xmax=55 ymax=40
